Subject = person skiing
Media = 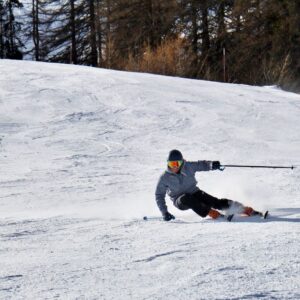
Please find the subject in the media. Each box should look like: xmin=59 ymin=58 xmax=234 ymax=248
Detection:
xmin=155 ymin=149 xmax=259 ymax=221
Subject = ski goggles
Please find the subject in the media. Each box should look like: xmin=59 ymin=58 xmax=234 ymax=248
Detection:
xmin=168 ymin=160 xmax=183 ymax=168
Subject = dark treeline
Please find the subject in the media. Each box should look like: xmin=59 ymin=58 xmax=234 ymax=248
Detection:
xmin=1 ymin=0 xmax=299 ymax=92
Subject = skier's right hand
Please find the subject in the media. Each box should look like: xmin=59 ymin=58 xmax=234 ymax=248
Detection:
xmin=212 ymin=161 xmax=221 ymax=170
xmin=163 ymin=211 xmax=175 ymax=221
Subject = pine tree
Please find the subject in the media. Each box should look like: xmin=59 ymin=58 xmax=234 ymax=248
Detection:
xmin=0 ymin=0 xmax=4 ymax=58
xmin=0 ymin=0 xmax=23 ymax=59
xmin=32 ymin=0 xmax=40 ymax=61
xmin=5 ymin=0 xmax=298 ymax=92
xmin=106 ymin=0 xmax=178 ymax=68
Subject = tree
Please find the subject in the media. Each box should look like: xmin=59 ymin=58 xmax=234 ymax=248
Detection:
xmin=8 ymin=0 xmax=298 ymax=92
xmin=106 ymin=0 xmax=178 ymax=69
xmin=0 ymin=0 xmax=4 ymax=58
xmin=0 ymin=0 xmax=23 ymax=59
xmin=31 ymin=0 xmax=40 ymax=61
xmin=88 ymin=0 xmax=97 ymax=66
xmin=278 ymin=0 xmax=300 ymax=91
xmin=70 ymin=0 xmax=78 ymax=64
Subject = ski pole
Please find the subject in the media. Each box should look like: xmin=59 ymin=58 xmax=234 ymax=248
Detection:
xmin=220 ymin=164 xmax=295 ymax=170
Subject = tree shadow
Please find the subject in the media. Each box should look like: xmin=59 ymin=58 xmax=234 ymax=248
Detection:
xmin=266 ymin=216 xmax=300 ymax=223
xmin=232 ymin=207 xmax=300 ymax=223
xmin=272 ymin=207 xmax=300 ymax=215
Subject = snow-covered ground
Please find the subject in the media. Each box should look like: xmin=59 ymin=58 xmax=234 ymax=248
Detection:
xmin=0 ymin=60 xmax=299 ymax=299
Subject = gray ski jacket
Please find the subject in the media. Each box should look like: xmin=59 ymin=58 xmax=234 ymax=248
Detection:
xmin=155 ymin=160 xmax=213 ymax=215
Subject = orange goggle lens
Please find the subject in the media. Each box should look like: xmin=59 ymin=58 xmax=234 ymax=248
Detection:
xmin=168 ymin=160 xmax=183 ymax=168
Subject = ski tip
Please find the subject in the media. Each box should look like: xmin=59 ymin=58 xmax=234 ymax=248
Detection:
xmin=263 ymin=211 xmax=269 ymax=219
xmin=227 ymin=214 xmax=234 ymax=222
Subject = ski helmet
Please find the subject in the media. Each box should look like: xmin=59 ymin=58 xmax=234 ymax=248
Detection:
xmin=167 ymin=149 xmax=183 ymax=161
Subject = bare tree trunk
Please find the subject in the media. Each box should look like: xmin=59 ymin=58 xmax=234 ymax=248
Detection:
xmin=96 ymin=0 xmax=102 ymax=66
xmin=0 ymin=3 xmax=4 ymax=58
xmin=217 ymin=0 xmax=225 ymax=45
xmin=105 ymin=0 xmax=111 ymax=68
xmin=217 ymin=0 xmax=226 ymax=81
xmin=201 ymin=0 xmax=210 ymax=56
xmin=8 ymin=0 xmax=14 ymax=50
xmin=70 ymin=0 xmax=77 ymax=64
xmin=146 ymin=0 xmax=155 ymax=49
xmin=32 ymin=0 xmax=40 ymax=61
xmin=191 ymin=0 xmax=198 ymax=56
xmin=89 ymin=0 xmax=97 ymax=66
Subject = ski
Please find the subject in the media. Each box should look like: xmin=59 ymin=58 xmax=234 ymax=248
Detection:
xmin=219 ymin=213 xmax=234 ymax=222
xmin=220 ymin=211 xmax=269 ymax=222
xmin=251 ymin=210 xmax=269 ymax=219
xmin=243 ymin=210 xmax=269 ymax=219
xmin=143 ymin=215 xmax=234 ymax=222
xmin=226 ymin=214 xmax=234 ymax=222
xmin=142 ymin=212 xmax=267 ymax=222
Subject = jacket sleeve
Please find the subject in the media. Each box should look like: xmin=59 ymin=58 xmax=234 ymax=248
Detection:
xmin=155 ymin=175 xmax=168 ymax=215
xmin=188 ymin=160 xmax=212 ymax=172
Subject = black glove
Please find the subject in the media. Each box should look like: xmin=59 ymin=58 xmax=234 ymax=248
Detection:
xmin=163 ymin=211 xmax=175 ymax=221
xmin=212 ymin=161 xmax=221 ymax=170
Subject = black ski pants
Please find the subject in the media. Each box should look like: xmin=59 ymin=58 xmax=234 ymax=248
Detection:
xmin=174 ymin=190 xmax=232 ymax=217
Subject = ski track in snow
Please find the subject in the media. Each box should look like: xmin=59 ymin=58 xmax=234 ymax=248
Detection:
xmin=0 ymin=60 xmax=299 ymax=299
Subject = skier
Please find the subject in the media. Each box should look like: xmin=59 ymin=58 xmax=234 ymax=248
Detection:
xmin=155 ymin=149 xmax=259 ymax=221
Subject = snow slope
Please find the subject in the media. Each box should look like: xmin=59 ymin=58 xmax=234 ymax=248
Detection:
xmin=0 ymin=60 xmax=299 ymax=299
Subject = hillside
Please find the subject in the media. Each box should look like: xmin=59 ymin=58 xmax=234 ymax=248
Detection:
xmin=0 ymin=60 xmax=299 ymax=299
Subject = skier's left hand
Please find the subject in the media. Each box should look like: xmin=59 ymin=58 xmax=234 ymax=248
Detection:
xmin=212 ymin=161 xmax=221 ymax=170
xmin=163 ymin=211 xmax=175 ymax=221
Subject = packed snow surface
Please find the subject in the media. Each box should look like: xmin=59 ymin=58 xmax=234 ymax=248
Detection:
xmin=0 ymin=60 xmax=299 ymax=299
